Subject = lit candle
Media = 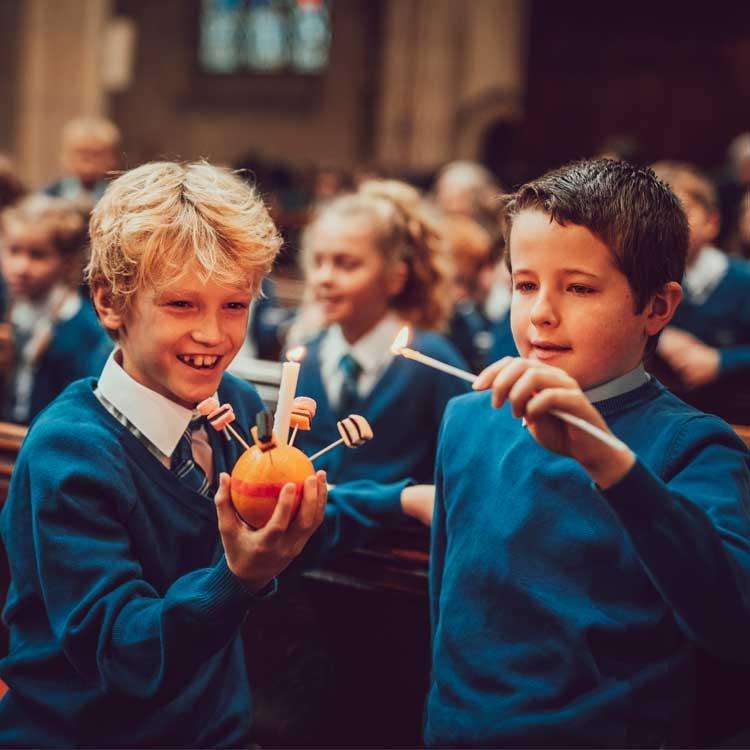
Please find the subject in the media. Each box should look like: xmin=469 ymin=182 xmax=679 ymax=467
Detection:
xmin=273 ymin=346 xmax=306 ymax=445
xmin=390 ymin=326 xmax=627 ymax=453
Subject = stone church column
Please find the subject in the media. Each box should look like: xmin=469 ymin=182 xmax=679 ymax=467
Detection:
xmin=375 ymin=0 xmax=528 ymax=173
xmin=15 ymin=0 xmax=113 ymax=188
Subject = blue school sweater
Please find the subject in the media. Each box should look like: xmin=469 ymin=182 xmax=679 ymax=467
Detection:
xmin=25 ymin=300 xmax=112 ymax=422
xmin=294 ymin=329 xmax=471 ymax=484
xmin=426 ymin=379 xmax=750 ymax=747
xmin=0 ymin=374 xmax=408 ymax=747
xmin=448 ymin=302 xmax=494 ymax=373
xmin=487 ymin=312 xmax=518 ymax=363
xmin=671 ymin=257 xmax=750 ymax=375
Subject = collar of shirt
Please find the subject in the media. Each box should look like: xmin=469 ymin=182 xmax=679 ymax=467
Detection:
xmin=11 ymin=284 xmax=80 ymax=336
xmin=97 ymin=348 xmax=213 ymax=458
xmin=683 ymin=246 xmax=729 ymax=304
xmin=583 ymin=363 xmax=650 ymax=404
xmin=319 ymin=313 xmax=404 ymax=405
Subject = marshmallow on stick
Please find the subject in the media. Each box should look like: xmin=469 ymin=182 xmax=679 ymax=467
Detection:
xmin=309 ymin=414 xmax=373 ymax=463
xmin=197 ymin=397 xmax=251 ymax=451
xmin=289 ymin=395 xmax=316 ymax=446
xmin=390 ymin=326 xmax=628 ymax=453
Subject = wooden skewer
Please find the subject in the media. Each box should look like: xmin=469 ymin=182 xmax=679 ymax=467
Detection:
xmin=289 ymin=425 xmax=299 ymax=447
xmin=309 ymin=438 xmax=344 ymax=463
xmin=225 ymin=423 xmax=251 ymax=452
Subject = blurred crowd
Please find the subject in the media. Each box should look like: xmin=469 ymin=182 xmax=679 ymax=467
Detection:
xmin=0 ymin=116 xmax=749 ymax=428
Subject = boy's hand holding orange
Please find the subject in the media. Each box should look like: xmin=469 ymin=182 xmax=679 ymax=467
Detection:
xmin=474 ymin=357 xmax=635 ymax=489
xmin=214 ymin=470 xmax=327 ymax=593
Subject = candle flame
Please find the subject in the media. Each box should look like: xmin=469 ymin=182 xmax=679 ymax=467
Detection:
xmin=391 ymin=326 xmax=411 ymax=355
xmin=286 ymin=346 xmax=307 ymax=362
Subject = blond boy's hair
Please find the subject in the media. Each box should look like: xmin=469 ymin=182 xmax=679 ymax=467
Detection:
xmin=62 ymin=116 xmax=122 ymax=151
xmin=86 ymin=161 xmax=282 ymax=320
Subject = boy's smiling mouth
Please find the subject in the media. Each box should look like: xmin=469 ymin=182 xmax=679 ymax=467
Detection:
xmin=529 ymin=340 xmax=572 ymax=360
xmin=177 ymin=354 xmax=222 ymax=370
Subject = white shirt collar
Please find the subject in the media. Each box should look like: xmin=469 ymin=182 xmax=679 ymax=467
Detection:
xmin=323 ymin=313 xmax=404 ymax=374
xmin=584 ymin=363 xmax=650 ymax=404
xmin=683 ymin=246 xmax=729 ymax=304
xmin=97 ymin=349 xmax=206 ymax=457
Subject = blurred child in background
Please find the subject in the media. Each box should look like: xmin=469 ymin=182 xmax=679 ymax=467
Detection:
xmin=652 ymin=161 xmax=750 ymax=423
xmin=0 ymin=155 xmax=25 ymax=214
xmin=443 ymin=214 xmax=516 ymax=372
xmin=0 ymin=195 xmax=111 ymax=423
xmin=0 ymin=155 xmax=27 ymax=319
xmin=293 ymin=179 xmax=470 ymax=485
xmin=43 ymin=116 xmax=121 ymax=207
xmin=432 ymin=160 xmax=501 ymax=236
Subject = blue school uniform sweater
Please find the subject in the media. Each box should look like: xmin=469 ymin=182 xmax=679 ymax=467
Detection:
xmin=487 ymin=312 xmax=517 ymax=363
xmin=426 ymin=379 xmax=750 ymax=747
xmin=448 ymin=302 xmax=494 ymax=373
xmin=0 ymin=374 xmax=408 ymax=747
xmin=2 ymin=297 xmax=112 ymax=424
xmin=24 ymin=299 xmax=112 ymax=422
xmin=671 ymin=257 xmax=750 ymax=375
xmin=294 ymin=329 xmax=471 ymax=484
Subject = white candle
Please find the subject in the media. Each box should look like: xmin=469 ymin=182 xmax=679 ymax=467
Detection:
xmin=273 ymin=347 xmax=305 ymax=445
xmin=391 ymin=326 xmax=627 ymax=453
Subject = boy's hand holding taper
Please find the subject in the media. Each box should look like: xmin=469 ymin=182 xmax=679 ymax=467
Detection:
xmin=474 ymin=357 xmax=636 ymax=489
xmin=214 ymin=470 xmax=327 ymax=593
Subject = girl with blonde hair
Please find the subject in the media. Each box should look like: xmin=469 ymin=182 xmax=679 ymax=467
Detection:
xmin=293 ymin=179 xmax=470 ymax=485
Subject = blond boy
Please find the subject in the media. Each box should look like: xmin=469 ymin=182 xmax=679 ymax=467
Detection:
xmin=0 ymin=162 xmax=418 ymax=746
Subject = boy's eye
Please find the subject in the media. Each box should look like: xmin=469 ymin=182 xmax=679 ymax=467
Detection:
xmin=568 ymin=284 xmax=595 ymax=295
xmin=226 ymin=301 xmax=249 ymax=310
xmin=166 ymin=300 xmax=192 ymax=309
xmin=514 ymin=281 xmax=536 ymax=293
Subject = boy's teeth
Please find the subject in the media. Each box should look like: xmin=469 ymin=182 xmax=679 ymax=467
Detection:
xmin=180 ymin=354 xmax=219 ymax=368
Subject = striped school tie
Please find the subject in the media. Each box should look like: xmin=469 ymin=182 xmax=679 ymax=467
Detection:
xmin=171 ymin=417 xmax=214 ymax=499
xmin=338 ymin=352 xmax=362 ymax=416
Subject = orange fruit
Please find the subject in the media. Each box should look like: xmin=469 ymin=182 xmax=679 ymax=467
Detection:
xmin=230 ymin=444 xmax=315 ymax=529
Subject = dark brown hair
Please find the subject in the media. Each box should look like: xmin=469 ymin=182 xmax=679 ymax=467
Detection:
xmin=503 ymin=158 xmax=688 ymax=312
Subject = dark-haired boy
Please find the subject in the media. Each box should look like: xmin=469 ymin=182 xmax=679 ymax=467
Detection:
xmin=651 ymin=161 xmax=750 ymax=423
xmin=426 ymin=159 xmax=750 ymax=747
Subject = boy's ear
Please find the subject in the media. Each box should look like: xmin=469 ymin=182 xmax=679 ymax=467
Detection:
xmin=91 ymin=283 xmax=125 ymax=335
xmin=644 ymin=281 xmax=683 ymax=337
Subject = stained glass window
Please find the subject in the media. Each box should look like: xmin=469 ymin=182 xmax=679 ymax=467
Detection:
xmin=200 ymin=0 xmax=332 ymax=74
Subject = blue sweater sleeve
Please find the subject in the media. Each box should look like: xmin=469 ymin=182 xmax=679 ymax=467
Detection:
xmin=25 ymin=428 xmax=258 ymax=702
xmin=294 ymin=478 xmax=412 ymax=567
xmin=601 ymin=417 xmax=750 ymax=661
xmin=719 ymin=346 xmax=750 ymax=375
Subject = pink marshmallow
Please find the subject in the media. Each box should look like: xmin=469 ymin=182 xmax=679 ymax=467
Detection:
xmin=197 ymin=397 xmax=220 ymax=416
xmin=208 ymin=404 xmax=235 ymax=430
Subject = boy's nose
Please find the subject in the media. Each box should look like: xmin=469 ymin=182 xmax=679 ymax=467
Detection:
xmin=191 ymin=315 xmax=224 ymax=345
xmin=529 ymin=291 xmax=559 ymax=327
